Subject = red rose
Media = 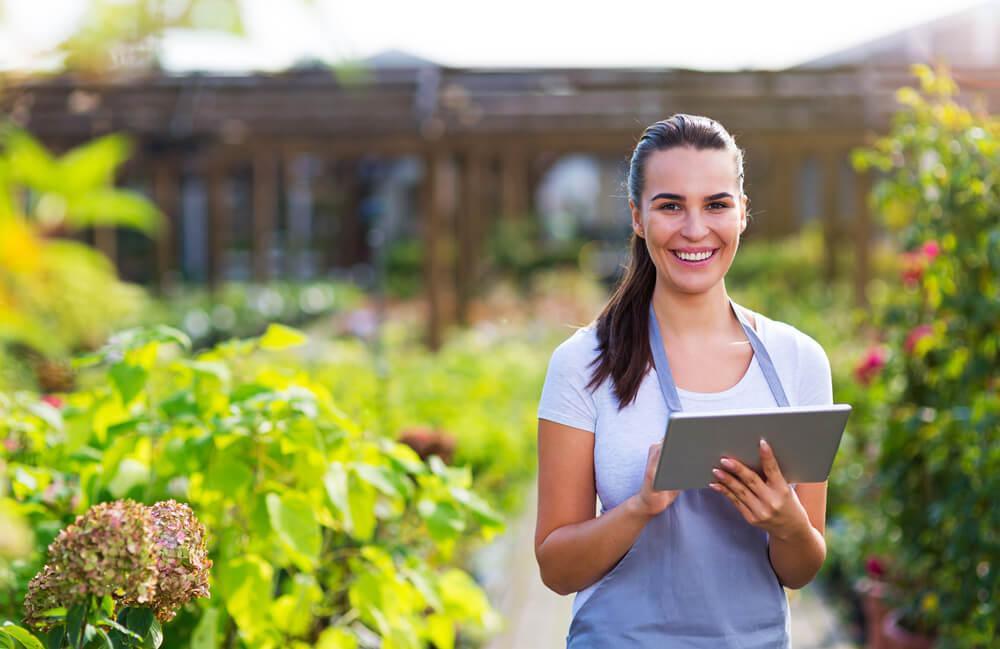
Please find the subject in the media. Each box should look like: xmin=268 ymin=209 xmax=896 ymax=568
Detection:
xmin=921 ymin=240 xmax=940 ymax=260
xmin=854 ymin=346 xmax=887 ymax=386
xmin=904 ymin=324 xmax=934 ymax=354
xmin=866 ymin=556 xmax=886 ymax=579
xmin=900 ymin=252 xmax=925 ymax=286
xmin=41 ymin=395 xmax=65 ymax=409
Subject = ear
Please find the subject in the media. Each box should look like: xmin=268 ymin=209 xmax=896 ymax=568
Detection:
xmin=739 ymin=194 xmax=748 ymax=234
xmin=629 ymin=199 xmax=644 ymax=238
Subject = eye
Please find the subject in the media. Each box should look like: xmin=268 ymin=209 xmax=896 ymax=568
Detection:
xmin=657 ymin=202 xmax=681 ymax=211
xmin=707 ymin=201 xmax=731 ymax=210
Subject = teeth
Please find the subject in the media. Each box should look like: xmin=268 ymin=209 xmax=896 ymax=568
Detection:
xmin=674 ymin=250 xmax=714 ymax=261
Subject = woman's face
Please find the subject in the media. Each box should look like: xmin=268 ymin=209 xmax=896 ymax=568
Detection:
xmin=630 ymin=146 xmax=747 ymax=297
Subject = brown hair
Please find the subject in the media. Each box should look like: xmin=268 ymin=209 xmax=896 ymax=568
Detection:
xmin=585 ymin=114 xmax=745 ymax=409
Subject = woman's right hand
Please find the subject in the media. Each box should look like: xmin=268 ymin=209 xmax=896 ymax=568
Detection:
xmin=628 ymin=441 xmax=680 ymax=519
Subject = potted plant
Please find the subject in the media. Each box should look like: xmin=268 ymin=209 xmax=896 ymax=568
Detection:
xmin=851 ymin=64 xmax=999 ymax=649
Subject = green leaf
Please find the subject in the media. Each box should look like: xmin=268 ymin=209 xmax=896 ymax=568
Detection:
xmin=346 ymin=472 xmax=377 ymax=541
xmin=258 ymin=323 xmax=307 ymax=350
xmin=57 ymin=134 xmax=131 ymax=195
xmin=83 ymin=625 xmax=112 ymax=649
xmin=417 ymin=499 xmax=466 ymax=542
xmin=424 ymin=614 xmax=455 ymax=649
xmin=314 ymin=627 xmax=358 ymax=649
xmin=67 ymin=602 xmax=87 ymax=648
xmin=67 ymin=189 xmax=162 ymax=233
xmin=0 ymin=626 xmax=45 ymax=649
xmin=323 ymin=462 xmax=352 ymax=532
xmin=110 ymin=362 xmax=149 ymax=406
xmin=351 ymin=462 xmax=410 ymax=500
xmin=189 ymin=607 xmax=218 ymax=649
xmin=266 ymin=492 xmax=321 ymax=572
xmin=449 ymin=486 xmax=504 ymax=527
xmin=124 ymin=608 xmax=154 ymax=643
xmin=144 ymin=618 xmax=162 ymax=649
xmin=45 ymin=626 xmax=64 ymax=649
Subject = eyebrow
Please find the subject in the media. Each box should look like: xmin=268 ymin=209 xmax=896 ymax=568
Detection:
xmin=649 ymin=192 xmax=735 ymax=204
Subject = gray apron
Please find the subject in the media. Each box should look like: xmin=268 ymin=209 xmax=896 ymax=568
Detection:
xmin=566 ymin=298 xmax=792 ymax=648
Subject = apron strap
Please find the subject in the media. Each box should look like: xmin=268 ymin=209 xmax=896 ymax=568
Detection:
xmin=647 ymin=298 xmax=790 ymax=411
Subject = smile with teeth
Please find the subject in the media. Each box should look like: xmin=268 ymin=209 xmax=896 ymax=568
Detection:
xmin=672 ymin=249 xmax=717 ymax=262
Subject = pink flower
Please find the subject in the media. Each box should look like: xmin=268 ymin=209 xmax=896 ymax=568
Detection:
xmin=921 ymin=240 xmax=940 ymax=260
xmin=854 ymin=346 xmax=887 ymax=386
xmin=900 ymin=252 xmax=925 ymax=286
xmin=41 ymin=395 xmax=64 ymax=409
xmin=904 ymin=324 xmax=934 ymax=354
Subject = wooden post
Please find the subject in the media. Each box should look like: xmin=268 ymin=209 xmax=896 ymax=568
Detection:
xmin=423 ymin=152 xmax=445 ymax=351
xmin=770 ymin=146 xmax=799 ymax=237
xmin=207 ymin=167 xmax=229 ymax=290
xmin=339 ymin=160 xmax=363 ymax=269
xmin=252 ymin=153 xmax=276 ymax=282
xmin=821 ymin=152 xmax=840 ymax=282
xmin=153 ymin=162 xmax=178 ymax=294
xmin=853 ymin=167 xmax=872 ymax=306
xmin=455 ymin=151 xmax=484 ymax=326
xmin=501 ymin=150 xmax=527 ymax=221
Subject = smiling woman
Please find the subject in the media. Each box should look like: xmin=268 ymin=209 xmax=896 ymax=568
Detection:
xmin=534 ymin=114 xmax=833 ymax=648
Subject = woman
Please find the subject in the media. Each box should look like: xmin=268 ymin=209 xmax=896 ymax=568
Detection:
xmin=535 ymin=114 xmax=832 ymax=648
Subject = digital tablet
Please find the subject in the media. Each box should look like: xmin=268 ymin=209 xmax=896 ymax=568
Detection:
xmin=652 ymin=404 xmax=852 ymax=491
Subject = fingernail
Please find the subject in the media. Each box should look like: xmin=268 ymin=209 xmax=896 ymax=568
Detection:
xmin=712 ymin=468 xmax=724 ymax=478
xmin=720 ymin=458 xmax=734 ymax=468
xmin=760 ymin=439 xmax=769 ymax=450
xmin=708 ymin=482 xmax=721 ymax=491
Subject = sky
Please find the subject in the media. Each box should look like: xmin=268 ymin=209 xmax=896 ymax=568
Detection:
xmin=0 ymin=0 xmax=992 ymax=72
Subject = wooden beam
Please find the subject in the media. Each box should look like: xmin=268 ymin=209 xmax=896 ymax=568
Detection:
xmin=423 ymin=152 xmax=446 ymax=351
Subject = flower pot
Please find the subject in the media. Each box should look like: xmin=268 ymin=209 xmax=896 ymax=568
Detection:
xmin=881 ymin=610 xmax=936 ymax=649
xmin=855 ymin=578 xmax=889 ymax=649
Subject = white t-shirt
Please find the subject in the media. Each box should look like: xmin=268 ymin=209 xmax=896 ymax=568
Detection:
xmin=537 ymin=308 xmax=833 ymax=618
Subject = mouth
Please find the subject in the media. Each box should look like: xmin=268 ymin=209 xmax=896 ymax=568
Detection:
xmin=671 ymin=249 xmax=719 ymax=264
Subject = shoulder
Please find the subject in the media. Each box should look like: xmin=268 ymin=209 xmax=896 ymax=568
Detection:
xmin=750 ymin=310 xmax=833 ymax=406
xmin=753 ymin=311 xmax=829 ymax=370
xmin=547 ymin=323 xmax=601 ymax=372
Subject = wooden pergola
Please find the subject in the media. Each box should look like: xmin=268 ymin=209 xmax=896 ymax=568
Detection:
xmin=5 ymin=64 xmax=1000 ymax=347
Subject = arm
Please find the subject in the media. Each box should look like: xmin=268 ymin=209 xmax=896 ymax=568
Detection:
xmin=709 ymin=440 xmax=826 ymax=589
xmin=534 ymin=418 xmax=678 ymax=595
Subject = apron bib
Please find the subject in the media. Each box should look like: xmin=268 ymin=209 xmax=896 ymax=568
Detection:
xmin=566 ymin=298 xmax=792 ymax=648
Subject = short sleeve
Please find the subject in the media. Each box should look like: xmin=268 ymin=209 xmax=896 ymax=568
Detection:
xmin=537 ymin=332 xmax=598 ymax=433
xmin=795 ymin=333 xmax=833 ymax=407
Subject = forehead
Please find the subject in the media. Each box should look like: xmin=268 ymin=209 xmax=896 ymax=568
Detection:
xmin=642 ymin=147 xmax=739 ymax=199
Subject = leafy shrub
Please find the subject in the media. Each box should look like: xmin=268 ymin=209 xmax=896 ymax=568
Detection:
xmin=851 ymin=64 xmax=1000 ymax=646
xmin=1 ymin=324 xmax=503 ymax=649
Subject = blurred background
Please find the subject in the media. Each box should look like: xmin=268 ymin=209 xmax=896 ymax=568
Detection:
xmin=2 ymin=2 xmax=999 ymax=648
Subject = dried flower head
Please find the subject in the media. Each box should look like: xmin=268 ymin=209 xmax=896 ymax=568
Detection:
xmin=145 ymin=500 xmax=212 ymax=622
xmin=24 ymin=500 xmax=157 ymax=627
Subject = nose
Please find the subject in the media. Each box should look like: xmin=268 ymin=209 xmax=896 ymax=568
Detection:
xmin=680 ymin=207 xmax=710 ymax=240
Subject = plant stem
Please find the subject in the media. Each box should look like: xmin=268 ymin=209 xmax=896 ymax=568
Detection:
xmin=77 ymin=598 xmax=91 ymax=649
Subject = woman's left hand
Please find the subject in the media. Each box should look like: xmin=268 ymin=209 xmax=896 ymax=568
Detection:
xmin=709 ymin=439 xmax=813 ymax=541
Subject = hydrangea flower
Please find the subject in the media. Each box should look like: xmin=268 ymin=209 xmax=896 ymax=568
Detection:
xmin=145 ymin=500 xmax=212 ymax=622
xmin=23 ymin=499 xmax=212 ymax=627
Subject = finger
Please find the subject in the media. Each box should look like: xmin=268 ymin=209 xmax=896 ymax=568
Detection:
xmin=709 ymin=481 xmax=755 ymax=522
xmin=758 ymin=439 xmax=787 ymax=486
xmin=719 ymin=457 xmax=768 ymax=497
xmin=712 ymin=467 xmax=767 ymax=518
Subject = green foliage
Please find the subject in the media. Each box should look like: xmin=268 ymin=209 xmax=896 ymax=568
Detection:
xmin=851 ymin=64 xmax=1000 ymax=645
xmin=0 ymin=127 xmax=159 ymax=387
xmin=1 ymin=323 xmax=504 ymax=649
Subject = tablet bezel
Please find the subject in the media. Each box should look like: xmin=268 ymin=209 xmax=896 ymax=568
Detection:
xmin=652 ymin=404 xmax=852 ymax=491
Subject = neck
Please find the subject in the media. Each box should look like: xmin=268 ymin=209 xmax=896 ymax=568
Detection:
xmin=650 ymin=282 xmax=737 ymax=340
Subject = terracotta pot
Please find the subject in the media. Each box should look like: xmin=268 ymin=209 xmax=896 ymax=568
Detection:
xmin=881 ymin=610 xmax=937 ymax=649
xmin=856 ymin=578 xmax=889 ymax=649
